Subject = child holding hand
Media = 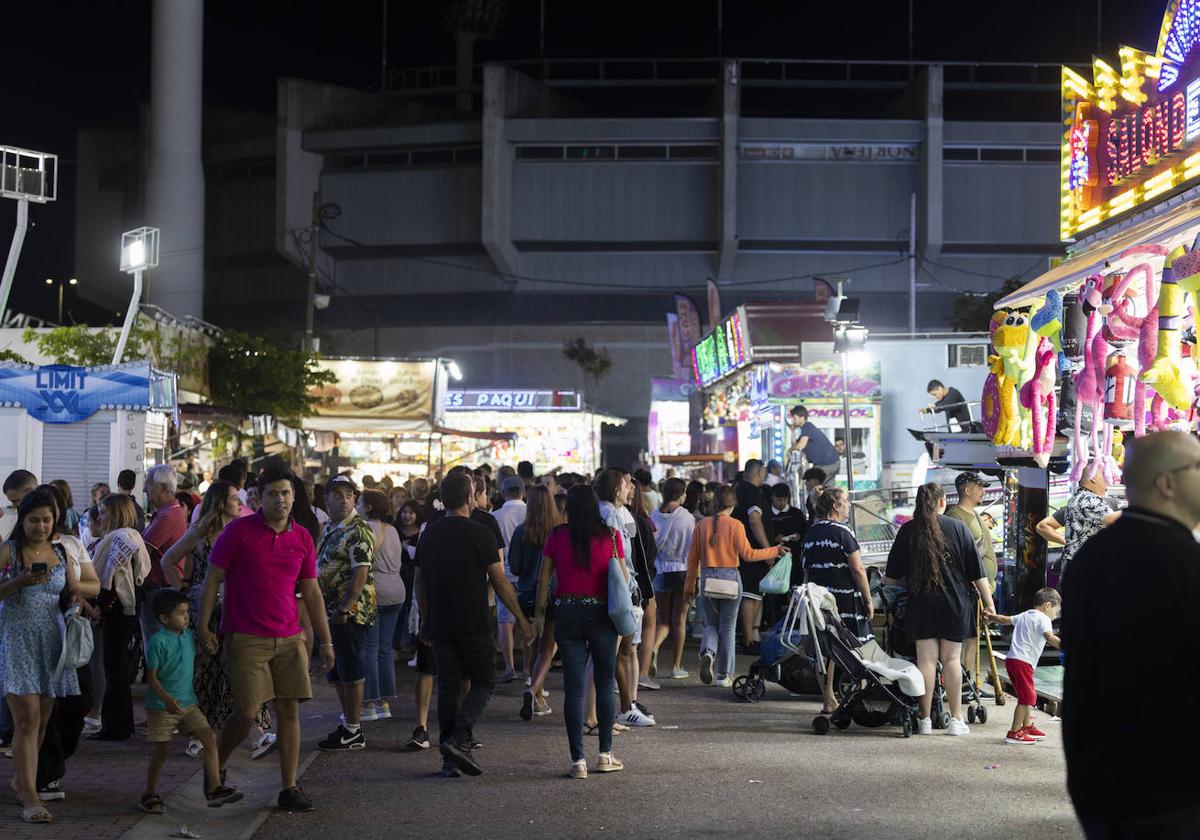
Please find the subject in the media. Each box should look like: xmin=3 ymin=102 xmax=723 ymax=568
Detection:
xmin=141 ymin=590 xmax=242 ymax=814
xmin=987 ymin=587 xmax=1061 ymax=745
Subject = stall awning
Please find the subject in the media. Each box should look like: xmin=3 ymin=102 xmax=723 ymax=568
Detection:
xmin=996 ymin=197 xmax=1200 ymax=309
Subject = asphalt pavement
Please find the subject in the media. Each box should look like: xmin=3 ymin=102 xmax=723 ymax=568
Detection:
xmin=254 ymin=648 xmax=1082 ymax=840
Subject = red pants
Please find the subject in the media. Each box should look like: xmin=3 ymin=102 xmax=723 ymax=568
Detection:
xmin=1005 ymin=657 xmax=1037 ymax=706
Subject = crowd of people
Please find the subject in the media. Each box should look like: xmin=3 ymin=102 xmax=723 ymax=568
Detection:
xmin=1 ymin=428 xmax=1196 ymax=834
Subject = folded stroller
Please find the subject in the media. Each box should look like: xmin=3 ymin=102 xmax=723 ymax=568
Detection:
xmin=735 ymin=584 xmax=927 ymax=737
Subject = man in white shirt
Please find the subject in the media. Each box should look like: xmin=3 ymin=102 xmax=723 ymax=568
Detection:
xmin=491 ymin=477 xmax=527 ymax=549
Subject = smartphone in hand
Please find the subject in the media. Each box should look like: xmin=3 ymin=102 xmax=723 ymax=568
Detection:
xmin=30 ymin=562 xmax=48 ymax=574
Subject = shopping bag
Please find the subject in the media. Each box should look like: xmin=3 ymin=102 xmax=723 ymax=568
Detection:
xmin=607 ymin=532 xmax=639 ymax=636
xmin=759 ymin=554 xmax=793 ymax=595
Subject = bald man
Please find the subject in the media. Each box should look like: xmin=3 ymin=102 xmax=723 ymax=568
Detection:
xmin=1062 ymin=431 xmax=1200 ymax=837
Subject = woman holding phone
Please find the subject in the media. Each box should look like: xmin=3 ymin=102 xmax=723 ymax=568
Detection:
xmin=0 ymin=489 xmax=82 ymax=824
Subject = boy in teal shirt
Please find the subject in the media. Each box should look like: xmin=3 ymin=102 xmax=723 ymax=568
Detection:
xmin=141 ymin=590 xmax=242 ymax=814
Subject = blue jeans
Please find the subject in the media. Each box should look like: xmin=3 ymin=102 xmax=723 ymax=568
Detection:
xmin=555 ymin=603 xmax=619 ymax=762
xmin=363 ymin=604 xmax=403 ymax=702
xmin=700 ymin=567 xmax=742 ymax=679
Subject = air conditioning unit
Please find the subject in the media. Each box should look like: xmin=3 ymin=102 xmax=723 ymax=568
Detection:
xmin=949 ymin=343 xmax=988 ymax=367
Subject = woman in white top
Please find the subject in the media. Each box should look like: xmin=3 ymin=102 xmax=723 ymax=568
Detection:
xmin=358 ymin=489 xmax=406 ymax=722
xmin=650 ymin=478 xmax=695 ymax=679
xmin=89 ymin=494 xmax=150 ymax=742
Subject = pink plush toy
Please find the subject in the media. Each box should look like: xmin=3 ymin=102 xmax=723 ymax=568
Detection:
xmin=1020 ymin=336 xmax=1057 ymax=468
xmin=1072 ymin=274 xmax=1110 ymax=482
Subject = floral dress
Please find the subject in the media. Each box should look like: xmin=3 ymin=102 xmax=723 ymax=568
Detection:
xmin=188 ymin=538 xmax=270 ymax=731
xmin=0 ymin=542 xmax=80 ymax=697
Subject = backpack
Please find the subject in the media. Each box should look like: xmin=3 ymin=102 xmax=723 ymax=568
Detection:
xmin=54 ymin=604 xmax=94 ymax=679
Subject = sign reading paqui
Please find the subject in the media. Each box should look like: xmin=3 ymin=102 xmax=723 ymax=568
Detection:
xmin=0 ymin=362 xmax=154 ymax=424
xmin=444 ymin=389 xmax=581 ymax=411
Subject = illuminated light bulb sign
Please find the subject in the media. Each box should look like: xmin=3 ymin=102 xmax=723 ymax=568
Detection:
xmin=692 ymin=307 xmax=749 ymax=387
xmin=1062 ymin=0 xmax=1200 ymax=239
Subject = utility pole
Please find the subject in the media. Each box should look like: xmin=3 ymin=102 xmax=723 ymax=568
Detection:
xmin=305 ymin=191 xmax=319 ymax=352
xmin=909 ymin=192 xmax=917 ymax=336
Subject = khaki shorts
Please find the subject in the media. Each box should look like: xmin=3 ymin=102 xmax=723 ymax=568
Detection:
xmin=147 ymin=705 xmax=209 ymax=743
xmin=225 ymin=632 xmax=312 ymax=711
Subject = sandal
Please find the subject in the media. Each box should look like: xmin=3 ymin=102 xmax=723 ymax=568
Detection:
xmin=22 ymin=805 xmax=54 ymax=824
xmin=139 ymin=793 xmax=166 ymax=815
xmin=583 ymin=723 xmax=599 ymax=737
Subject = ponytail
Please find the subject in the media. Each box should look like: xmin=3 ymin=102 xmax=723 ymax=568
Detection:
xmin=909 ymin=482 xmax=947 ymax=594
xmin=708 ymin=484 xmax=735 ymax=548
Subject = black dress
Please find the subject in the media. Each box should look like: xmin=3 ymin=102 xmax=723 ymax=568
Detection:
xmin=884 ymin=515 xmax=984 ymax=642
xmin=802 ymin=519 xmax=873 ymax=645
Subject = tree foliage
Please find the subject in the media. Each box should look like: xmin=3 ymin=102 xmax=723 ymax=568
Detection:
xmin=21 ymin=319 xmax=208 ymax=383
xmin=562 ymin=337 xmax=613 ymax=390
xmin=0 ymin=349 xmax=28 ymax=365
xmin=207 ymin=331 xmax=335 ymax=421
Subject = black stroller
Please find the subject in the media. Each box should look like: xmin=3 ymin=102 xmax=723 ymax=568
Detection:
xmin=735 ymin=584 xmax=928 ymax=737
xmin=878 ymin=585 xmax=989 ymax=727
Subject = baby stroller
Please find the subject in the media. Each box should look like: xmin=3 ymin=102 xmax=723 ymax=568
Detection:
xmin=736 ymin=584 xmax=927 ymax=737
xmin=878 ymin=585 xmax=989 ymax=727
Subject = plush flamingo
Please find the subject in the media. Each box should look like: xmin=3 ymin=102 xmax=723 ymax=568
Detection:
xmin=1071 ymin=274 xmax=1109 ymax=482
xmin=1020 ymin=336 xmax=1057 ymax=468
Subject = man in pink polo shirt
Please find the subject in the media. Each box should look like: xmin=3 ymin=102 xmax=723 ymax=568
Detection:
xmin=198 ymin=465 xmax=334 ymax=814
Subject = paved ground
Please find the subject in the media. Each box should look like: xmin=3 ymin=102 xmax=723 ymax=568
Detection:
xmin=256 ymin=650 xmax=1083 ymax=840
xmin=0 ymin=649 xmax=1081 ymax=839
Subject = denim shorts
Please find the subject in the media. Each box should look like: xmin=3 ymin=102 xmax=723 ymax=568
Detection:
xmin=653 ymin=571 xmax=686 ymax=592
xmin=328 ymin=620 xmax=369 ymax=684
xmin=497 ymin=598 xmax=517 ymax=625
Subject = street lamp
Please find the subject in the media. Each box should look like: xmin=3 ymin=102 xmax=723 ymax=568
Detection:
xmin=113 ymin=227 xmax=159 ymax=365
xmin=45 ymin=276 xmax=77 ymax=324
xmin=833 ymin=321 xmax=868 ymax=530
xmin=0 ymin=146 xmax=57 ymax=324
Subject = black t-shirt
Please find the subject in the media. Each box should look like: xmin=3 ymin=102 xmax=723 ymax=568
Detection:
xmin=1062 ymin=509 xmax=1200 ymax=820
xmin=769 ymin=505 xmax=808 ymax=543
xmin=426 ymin=508 xmax=505 ymax=553
xmin=733 ymin=481 xmax=771 ymax=549
xmin=934 ymin=387 xmax=972 ymax=427
xmin=885 ymin=515 xmax=983 ymax=641
xmin=415 ymin=515 xmax=498 ymax=639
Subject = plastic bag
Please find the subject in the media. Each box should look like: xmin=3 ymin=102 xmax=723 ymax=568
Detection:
xmin=759 ymin=553 xmax=793 ymax=595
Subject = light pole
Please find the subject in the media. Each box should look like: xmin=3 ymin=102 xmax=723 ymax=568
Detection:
xmin=833 ymin=322 xmax=868 ymax=531
xmin=45 ymin=276 xmax=77 ymax=324
xmin=0 ymin=146 xmax=57 ymax=323
xmin=114 ymin=227 xmax=160 ymax=365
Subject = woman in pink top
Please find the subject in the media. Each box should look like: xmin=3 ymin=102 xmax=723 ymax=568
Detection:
xmin=534 ymin=485 xmax=629 ymax=779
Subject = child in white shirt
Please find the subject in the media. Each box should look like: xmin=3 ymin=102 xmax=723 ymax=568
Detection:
xmin=987 ymin=587 xmax=1061 ymax=745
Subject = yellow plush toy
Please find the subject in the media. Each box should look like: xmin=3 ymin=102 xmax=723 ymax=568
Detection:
xmin=991 ymin=309 xmax=1037 ymax=448
xmin=1140 ymin=245 xmax=1197 ymax=414
xmin=1111 ymin=428 xmax=1125 ymax=468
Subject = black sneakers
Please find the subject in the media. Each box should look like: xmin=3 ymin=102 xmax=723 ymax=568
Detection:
xmin=439 ymin=740 xmax=483 ymax=776
xmin=439 ymin=759 xmax=461 ymax=778
xmin=404 ymin=726 xmax=431 ymax=751
xmin=318 ymin=725 xmax=366 ymax=751
xmin=277 ymin=786 xmax=314 ymax=812
xmin=37 ymin=780 xmax=65 ymax=802
xmin=205 ymin=785 xmax=244 ymax=808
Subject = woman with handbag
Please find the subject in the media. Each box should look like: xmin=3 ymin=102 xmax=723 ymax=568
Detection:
xmin=535 ymin=485 xmax=628 ymax=779
xmin=801 ymin=486 xmax=874 ymax=714
xmin=89 ymin=494 xmax=151 ymax=743
xmin=684 ymin=485 xmax=785 ymax=687
xmin=0 ymin=489 xmax=82 ymax=824
xmin=883 ymin=483 xmax=996 ymax=737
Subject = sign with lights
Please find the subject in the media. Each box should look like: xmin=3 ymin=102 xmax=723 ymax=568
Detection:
xmin=444 ymin=389 xmax=581 ymax=411
xmin=692 ymin=307 xmax=749 ymax=387
xmin=1061 ymin=0 xmax=1200 ymax=239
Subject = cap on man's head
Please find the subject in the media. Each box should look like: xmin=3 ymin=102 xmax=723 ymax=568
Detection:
xmin=327 ymin=474 xmax=359 ymax=494
xmin=954 ymin=471 xmax=991 ymax=491
xmin=501 ymin=476 xmax=525 ymax=498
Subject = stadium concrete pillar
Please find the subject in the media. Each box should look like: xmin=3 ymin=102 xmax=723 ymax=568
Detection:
xmin=145 ymin=0 xmax=205 ymax=318
xmin=717 ymin=60 xmax=740 ymax=283
xmin=482 ymin=65 xmax=520 ymax=285
xmin=918 ymin=64 xmax=944 ymax=263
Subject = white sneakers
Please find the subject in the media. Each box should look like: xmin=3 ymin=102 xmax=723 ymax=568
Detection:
xmin=946 ymin=718 xmax=970 ymax=736
xmin=699 ymin=651 xmax=715 ymax=685
xmin=617 ymin=708 xmax=655 ymax=727
xmin=714 ymin=677 xmax=733 ymax=688
xmin=917 ymin=717 xmax=933 ymax=735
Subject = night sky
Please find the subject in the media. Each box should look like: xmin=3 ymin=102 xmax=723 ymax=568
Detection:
xmin=0 ymin=0 xmax=1164 ymax=323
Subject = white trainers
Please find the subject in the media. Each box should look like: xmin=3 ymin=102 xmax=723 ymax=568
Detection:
xmin=638 ymin=676 xmax=661 ymax=691
xmin=251 ymin=731 xmax=278 ymax=760
xmin=699 ymin=651 xmax=715 ymax=685
xmin=617 ymin=708 xmax=656 ymax=727
xmin=714 ymin=676 xmax=733 ymax=688
xmin=359 ymin=703 xmax=379 ymax=722
xmin=669 ymin=668 xmax=689 ymax=679
xmin=917 ymin=717 xmax=933 ymax=735
xmin=947 ymin=718 xmax=970 ymax=736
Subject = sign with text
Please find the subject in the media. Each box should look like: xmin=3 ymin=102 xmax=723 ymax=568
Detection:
xmin=444 ymin=389 xmax=581 ymax=411
xmin=692 ymin=307 xmax=749 ymax=387
xmin=741 ymin=142 xmax=918 ymax=162
xmin=0 ymin=362 xmax=153 ymax=424
xmin=310 ymin=359 xmax=435 ymax=420
xmin=765 ymin=361 xmax=882 ymax=401
xmin=1061 ymin=2 xmax=1200 ymax=238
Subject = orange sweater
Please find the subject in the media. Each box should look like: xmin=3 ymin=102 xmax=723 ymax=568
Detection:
xmin=684 ymin=515 xmax=778 ymax=593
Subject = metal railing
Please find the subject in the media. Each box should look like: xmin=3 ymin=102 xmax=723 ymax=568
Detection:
xmin=383 ymin=57 xmax=1087 ymax=96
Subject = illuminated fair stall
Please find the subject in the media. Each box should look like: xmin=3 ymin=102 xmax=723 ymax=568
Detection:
xmin=647 ymin=377 xmax=694 ymax=472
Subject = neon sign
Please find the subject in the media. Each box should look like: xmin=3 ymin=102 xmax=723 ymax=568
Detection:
xmin=1061 ymin=1 xmax=1200 ymax=239
xmin=693 ymin=307 xmax=749 ymax=387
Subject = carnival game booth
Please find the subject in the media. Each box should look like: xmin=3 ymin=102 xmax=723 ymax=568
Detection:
xmin=440 ymin=388 xmax=624 ymax=474
xmin=693 ymin=302 xmax=830 ymax=479
xmin=0 ymin=361 xmax=177 ymax=514
xmin=960 ymin=0 xmax=1200 ymax=614
xmin=647 ymin=377 xmax=695 ymax=476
